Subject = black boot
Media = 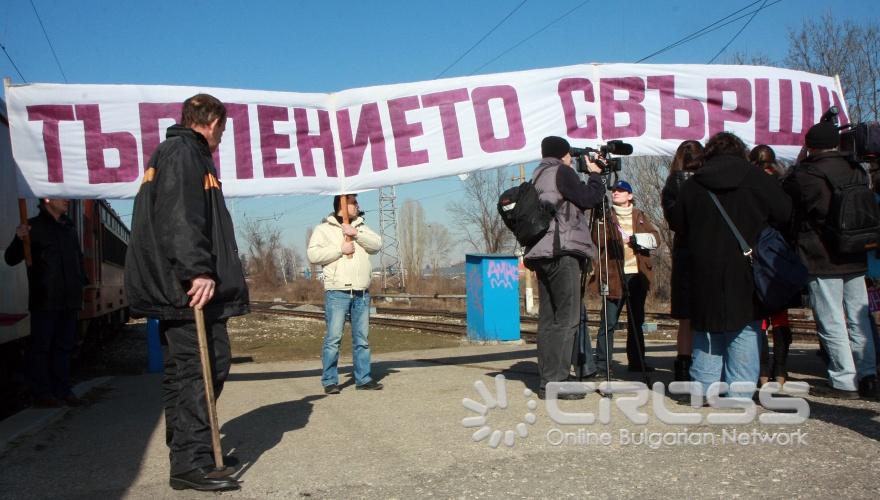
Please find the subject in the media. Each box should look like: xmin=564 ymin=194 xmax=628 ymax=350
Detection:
xmin=673 ymin=355 xmax=691 ymax=382
xmin=771 ymin=327 xmax=792 ymax=384
xmin=858 ymin=375 xmax=880 ymax=400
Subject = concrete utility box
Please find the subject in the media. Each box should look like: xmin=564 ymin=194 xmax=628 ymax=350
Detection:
xmin=465 ymin=254 xmax=520 ymax=341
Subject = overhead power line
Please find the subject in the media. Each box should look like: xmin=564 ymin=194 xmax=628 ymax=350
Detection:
xmin=436 ymin=0 xmax=529 ymax=78
xmin=0 ymin=42 xmax=27 ymax=82
xmin=29 ymin=0 xmax=68 ymax=82
xmin=636 ymin=0 xmax=783 ymax=63
xmin=707 ymin=0 xmax=769 ymax=63
xmin=468 ymin=0 xmax=592 ymax=76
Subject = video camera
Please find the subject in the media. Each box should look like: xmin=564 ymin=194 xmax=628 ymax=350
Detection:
xmin=820 ymin=106 xmax=880 ymax=163
xmin=569 ymin=140 xmax=634 ymax=174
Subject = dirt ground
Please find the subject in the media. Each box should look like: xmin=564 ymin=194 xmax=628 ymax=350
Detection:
xmin=226 ymin=312 xmax=464 ymax=363
xmin=75 ymin=313 xmax=465 ymax=377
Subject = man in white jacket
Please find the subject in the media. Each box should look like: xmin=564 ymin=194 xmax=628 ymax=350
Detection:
xmin=307 ymin=194 xmax=383 ymax=394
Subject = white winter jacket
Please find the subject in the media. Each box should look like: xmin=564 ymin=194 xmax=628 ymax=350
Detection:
xmin=307 ymin=215 xmax=382 ymax=291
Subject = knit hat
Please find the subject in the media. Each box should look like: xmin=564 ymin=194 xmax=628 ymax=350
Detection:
xmin=541 ymin=136 xmax=570 ymax=160
xmin=805 ymin=122 xmax=840 ymax=149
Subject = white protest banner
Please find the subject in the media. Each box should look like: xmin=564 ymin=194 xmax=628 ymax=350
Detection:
xmin=5 ymin=63 xmax=847 ymax=198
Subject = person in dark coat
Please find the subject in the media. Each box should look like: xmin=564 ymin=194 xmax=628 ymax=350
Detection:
xmin=524 ymin=136 xmax=605 ymax=399
xmin=749 ymin=144 xmax=795 ymax=387
xmin=783 ymin=121 xmax=878 ymax=400
xmin=5 ymin=199 xmax=86 ymax=408
xmin=669 ymin=132 xmax=791 ymax=398
xmin=125 ymin=94 xmax=247 ymax=492
xmin=661 ymin=140 xmax=704 ymax=381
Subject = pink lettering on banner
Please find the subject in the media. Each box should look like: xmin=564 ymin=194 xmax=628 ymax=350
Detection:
xmin=557 ymin=78 xmax=598 ymax=139
xmin=336 ymin=103 xmax=388 ymax=177
xmin=707 ymin=78 xmax=752 ymax=137
xmin=798 ymin=82 xmax=816 ymax=142
xmin=471 ymin=85 xmax=526 ymax=153
xmin=26 ymin=104 xmax=75 ymax=183
xmin=817 ymin=87 xmax=849 ymax=126
xmin=224 ymin=103 xmax=255 ymax=180
xmin=75 ymin=104 xmax=138 ymax=184
xmin=421 ymin=88 xmax=469 ymax=160
xmin=754 ymin=79 xmax=801 ymax=145
xmin=257 ymin=105 xmax=296 ymax=178
xmin=487 ymin=260 xmax=518 ymax=289
xmin=818 ymin=86 xmax=831 ymax=118
xmin=138 ymin=103 xmax=179 ymax=171
xmin=388 ymin=96 xmax=429 ymax=167
xmin=600 ymin=77 xmax=647 ymax=139
xmin=294 ymin=108 xmax=335 ymax=177
xmin=646 ymin=75 xmax=705 ymax=140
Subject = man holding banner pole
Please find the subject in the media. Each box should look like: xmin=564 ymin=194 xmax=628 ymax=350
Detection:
xmin=125 ymin=94 xmax=249 ymax=492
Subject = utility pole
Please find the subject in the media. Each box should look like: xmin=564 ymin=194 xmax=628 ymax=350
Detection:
xmin=378 ymin=186 xmax=405 ymax=291
xmin=512 ymin=164 xmax=535 ymax=315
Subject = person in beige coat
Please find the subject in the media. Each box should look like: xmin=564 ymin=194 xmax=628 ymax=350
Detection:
xmin=307 ymin=193 xmax=383 ymax=394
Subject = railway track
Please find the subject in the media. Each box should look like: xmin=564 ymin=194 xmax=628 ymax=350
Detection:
xmin=250 ymin=300 xmax=820 ymax=342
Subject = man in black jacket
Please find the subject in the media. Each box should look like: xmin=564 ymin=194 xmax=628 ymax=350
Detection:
xmin=5 ymin=199 xmax=85 ymax=408
xmin=784 ymin=121 xmax=878 ymax=400
xmin=670 ymin=132 xmax=791 ymax=399
xmin=524 ymin=136 xmax=604 ymax=399
xmin=126 ymin=94 xmax=247 ymax=492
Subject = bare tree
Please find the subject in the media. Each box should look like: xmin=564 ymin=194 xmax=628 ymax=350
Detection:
xmin=280 ymin=246 xmax=300 ymax=284
xmin=399 ymin=199 xmax=428 ymax=281
xmin=241 ymin=218 xmax=283 ymax=288
xmin=447 ymin=168 xmax=514 ymax=253
xmin=786 ymin=12 xmax=880 ymax=122
xmin=726 ymin=51 xmax=776 ymax=66
xmin=305 ymin=227 xmax=318 ymax=279
xmin=425 ymin=223 xmax=454 ymax=275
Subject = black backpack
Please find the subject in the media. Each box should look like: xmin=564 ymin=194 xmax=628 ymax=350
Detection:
xmin=497 ymin=167 xmax=556 ymax=247
xmin=815 ymin=165 xmax=880 ymax=254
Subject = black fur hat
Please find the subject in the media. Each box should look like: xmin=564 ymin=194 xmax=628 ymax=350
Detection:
xmin=541 ymin=136 xmax=570 ymax=160
xmin=805 ymin=122 xmax=839 ymax=149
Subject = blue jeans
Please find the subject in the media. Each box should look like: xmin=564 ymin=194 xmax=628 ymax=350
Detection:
xmin=322 ymin=290 xmax=372 ymax=387
xmin=808 ymin=274 xmax=877 ymax=391
xmin=690 ymin=321 xmax=761 ymax=398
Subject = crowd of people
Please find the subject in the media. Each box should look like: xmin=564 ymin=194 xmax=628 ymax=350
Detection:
xmin=527 ymin=124 xmax=880 ymax=406
xmin=5 ymin=92 xmax=880 ymax=492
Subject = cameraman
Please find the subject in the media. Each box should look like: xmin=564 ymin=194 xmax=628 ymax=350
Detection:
xmin=524 ymin=136 xmax=604 ymax=400
xmin=784 ymin=122 xmax=878 ymax=400
xmin=591 ymin=181 xmax=660 ymax=374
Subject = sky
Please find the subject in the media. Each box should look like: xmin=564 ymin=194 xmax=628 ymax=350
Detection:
xmin=1 ymin=0 xmax=877 ymax=264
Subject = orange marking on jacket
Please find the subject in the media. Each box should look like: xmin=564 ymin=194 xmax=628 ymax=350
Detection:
xmin=204 ymin=173 xmax=221 ymax=190
xmin=142 ymin=167 xmax=156 ymax=184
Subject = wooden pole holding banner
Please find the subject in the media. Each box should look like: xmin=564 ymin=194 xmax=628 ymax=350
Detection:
xmin=194 ymin=306 xmax=224 ymax=469
xmin=341 ymin=194 xmax=353 ymax=259
xmin=17 ymin=199 xmax=32 ymax=266
xmin=5 ymin=79 xmax=32 ymax=267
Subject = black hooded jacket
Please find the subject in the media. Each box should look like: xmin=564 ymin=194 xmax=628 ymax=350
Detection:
xmin=5 ymin=208 xmax=85 ymax=311
xmin=669 ymin=154 xmax=791 ymax=332
xmin=125 ymin=125 xmax=249 ymax=320
xmin=783 ymin=150 xmax=868 ymax=276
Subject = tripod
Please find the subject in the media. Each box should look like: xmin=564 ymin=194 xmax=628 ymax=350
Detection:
xmin=591 ymin=179 xmax=652 ymax=393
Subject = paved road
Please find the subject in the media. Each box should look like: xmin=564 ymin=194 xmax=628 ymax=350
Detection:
xmin=0 ymin=341 xmax=878 ymax=499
